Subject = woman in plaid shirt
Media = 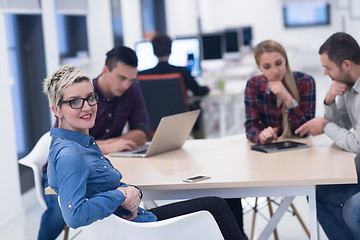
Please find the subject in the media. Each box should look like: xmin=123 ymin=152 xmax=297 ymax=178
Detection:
xmin=244 ymin=40 xmax=316 ymax=143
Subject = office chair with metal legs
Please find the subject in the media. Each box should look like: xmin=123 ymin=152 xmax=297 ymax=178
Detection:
xmin=250 ymin=197 xmax=310 ymax=240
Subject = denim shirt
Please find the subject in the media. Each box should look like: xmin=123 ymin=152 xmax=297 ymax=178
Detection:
xmin=48 ymin=128 xmax=127 ymax=228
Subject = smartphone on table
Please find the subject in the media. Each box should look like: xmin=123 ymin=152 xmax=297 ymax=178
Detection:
xmin=183 ymin=175 xmax=211 ymax=183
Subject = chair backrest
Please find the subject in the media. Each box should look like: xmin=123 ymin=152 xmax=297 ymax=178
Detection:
xmin=138 ymin=73 xmax=189 ymax=135
xmin=75 ymin=210 xmax=224 ymax=240
xmin=18 ymin=131 xmax=51 ymax=209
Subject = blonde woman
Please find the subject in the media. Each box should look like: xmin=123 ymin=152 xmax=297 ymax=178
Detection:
xmin=43 ymin=65 xmax=244 ymax=240
xmin=244 ymin=40 xmax=316 ymax=143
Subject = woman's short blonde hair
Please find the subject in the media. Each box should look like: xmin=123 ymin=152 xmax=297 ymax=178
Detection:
xmin=43 ymin=65 xmax=92 ymax=107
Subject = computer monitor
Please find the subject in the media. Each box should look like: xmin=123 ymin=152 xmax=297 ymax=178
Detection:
xmin=224 ymin=29 xmax=240 ymax=53
xmin=201 ymin=33 xmax=224 ymax=60
xmin=223 ymin=29 xmax=243 ymax=61
xmin=170 ymin=37 xmax=202 ymax=77
xmin=135 ymin=41 xmax=158 ymax=72
xmin=241 ymin=26 xmax=252 ymax=46
xmin=135 ymin=37 xmax=202 ymax=77
xmin=283 ymin=1 xmax=330 ymax=28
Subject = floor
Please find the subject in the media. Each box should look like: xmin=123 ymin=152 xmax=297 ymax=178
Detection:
xmin=0 ymin=58 xmax=333 ymax=240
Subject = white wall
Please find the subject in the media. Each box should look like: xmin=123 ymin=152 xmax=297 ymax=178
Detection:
xmin=121 ymin=0 xmax=143 ymax=49
xmin=163 ymin=0 xmax=360 ymax=71
xmin=41 ymin=0 xmax=60 ymax=76
xmin=165 ymin=0 xmax=360 ymax=45
xmin=0 ymin=14 xmax=23 ymax=227
xmin=86 ymin=0 xmax=114 ymax=76
xmin=165 ymin=0 xmax=199 ymax=38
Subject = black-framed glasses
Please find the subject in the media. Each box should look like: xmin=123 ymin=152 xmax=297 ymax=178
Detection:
xmin=59 ymin=93 xmax=98 ymax=109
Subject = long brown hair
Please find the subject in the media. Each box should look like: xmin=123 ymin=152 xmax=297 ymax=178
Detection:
xmin=254 ymin=40 xmax=299 ymax=102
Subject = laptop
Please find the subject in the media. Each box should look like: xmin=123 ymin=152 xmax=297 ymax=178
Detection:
xmin=109 ymin=110 xmax=200 ymax=158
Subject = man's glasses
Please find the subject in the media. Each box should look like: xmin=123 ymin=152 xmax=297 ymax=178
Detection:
xmin=59 ymin=94 xmax=98 ymax=109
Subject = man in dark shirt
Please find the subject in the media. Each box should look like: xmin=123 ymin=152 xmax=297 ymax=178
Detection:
xmin=139 ymin=34 xmax=210 ymax=139
xmin=91 ymin=46 xmax=150 ymax=154
xmin=139 ymin=34 xmax=209 ymax=96
xmin=38 ymin=46 xmax=151 ymax=240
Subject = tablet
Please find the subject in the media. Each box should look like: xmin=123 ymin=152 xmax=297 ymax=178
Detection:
xmin=250 ymin=140 xmax=308 ymax=153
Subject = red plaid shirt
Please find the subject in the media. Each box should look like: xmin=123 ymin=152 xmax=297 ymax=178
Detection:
xmin=244 ymin=71 xmax=316 ymax=143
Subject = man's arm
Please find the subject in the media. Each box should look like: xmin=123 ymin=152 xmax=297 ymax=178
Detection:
xmin=323 ymin=121 xmax=360 ymax=154
xmin=97 ymin=129 xmax=147 ymax=155
xmin=296 ymin=80 xmax=360 ymax=153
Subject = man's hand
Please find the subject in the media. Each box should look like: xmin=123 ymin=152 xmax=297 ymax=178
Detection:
xmin=97 ymin=139 xmax=138 ymax=155
xmin=324 ymin=81 xmax=350 ymax=105
xmin=295 ymin=117 xmax=329 ymax=137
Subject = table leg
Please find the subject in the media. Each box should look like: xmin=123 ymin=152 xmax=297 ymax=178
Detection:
xmin=258 ymin=196 xmax=294 ymax=240
xmin=308 ymin=186 xmax=319 ymax=240
xmin=219 ymin=100 xmax=226 ymax=137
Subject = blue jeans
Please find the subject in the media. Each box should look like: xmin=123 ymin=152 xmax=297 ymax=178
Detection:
xmin=38 ymin=173 xmax=66 ymax=240
xmin=316 ymin=154 xmax=360 ymax=240
xmin=343 ymin=192 xmax=360 ymax=238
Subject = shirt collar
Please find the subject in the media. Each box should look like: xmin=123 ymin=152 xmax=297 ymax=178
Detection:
xmin=93 ymin=77 xmax=107 ymax=101
xmin=352 ymin=76 xmax=360 ymax=93
xmin=50 ymin=128 xmax=94 ymax=147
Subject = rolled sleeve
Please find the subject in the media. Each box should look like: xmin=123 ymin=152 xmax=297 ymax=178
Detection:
xmin=52 ymin=149 xmax=125 ymax=228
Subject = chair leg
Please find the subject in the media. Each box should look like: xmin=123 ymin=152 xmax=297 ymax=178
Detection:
xmin=267 ymin=197 xmax=279 ymax=240
xmin=290 ymin=203 xmax=310 ymax=238
xmin=250 ymin=197 xmax=258 ymax=240
xmin=63 ymin=226 xmax=69 ymax=240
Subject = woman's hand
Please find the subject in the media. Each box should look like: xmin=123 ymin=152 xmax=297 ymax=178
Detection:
xmin=268 ymin=81 xmax=293 ymax=106
xmin=259 ymin=127 xmax=278 ymax=144
xmin=117 ymin=186 xmax=141 ymax=220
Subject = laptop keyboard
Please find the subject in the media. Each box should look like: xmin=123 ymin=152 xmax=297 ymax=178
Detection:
xmin=135 ymin=149 xmax=147 ymax=154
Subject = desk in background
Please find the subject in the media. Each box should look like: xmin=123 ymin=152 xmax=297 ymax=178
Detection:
xmin=109 ymin=134 xmax=357 ymax=240
xmin=195 ymin=56 xmax=258 ymax=138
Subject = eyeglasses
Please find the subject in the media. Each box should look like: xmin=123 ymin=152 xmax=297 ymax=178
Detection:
xmin=59 ymin=94 xmax=98 ymax=109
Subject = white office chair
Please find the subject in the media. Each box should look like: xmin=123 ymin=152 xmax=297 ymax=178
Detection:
xmin=74 ymin=210 xmax=224 ymax=240
xmin=18 ymin=131 xmax=71 ymax=240
xmin=18 ymin=131 xmax=51 ymax=209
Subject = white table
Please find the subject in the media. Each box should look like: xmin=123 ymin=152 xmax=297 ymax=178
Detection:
xmin=109 ymin=134 xmax=357 ymax=240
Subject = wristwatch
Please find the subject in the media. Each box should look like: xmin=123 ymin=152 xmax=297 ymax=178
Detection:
xmin=286 ymin=99 xmax=298 ymax=110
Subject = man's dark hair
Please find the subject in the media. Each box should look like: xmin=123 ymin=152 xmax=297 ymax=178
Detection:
xmin=152 ymin=34 xmax=172 ymax=58
xmin=319 ymin=32 xmax=360 ymax=67
xmin=105 ymin=46 xmax=138 ymax=71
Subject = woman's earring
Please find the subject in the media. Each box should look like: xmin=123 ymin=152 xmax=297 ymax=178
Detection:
xmin=58 ymin=117 xmax=62 ymax=128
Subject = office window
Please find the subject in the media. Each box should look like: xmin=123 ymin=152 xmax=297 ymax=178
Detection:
xmin=111 ymin=0 xmax=124 ymax=46
xmin=57 ymin=15 xmax=89 ymax=64
xmin=5 ymin=14 xmax=28 ymax=157
xmin=5 ymin=14 xmax=50 ymax=193
xmin=140 ymin=0 xmax=167 ymax=38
